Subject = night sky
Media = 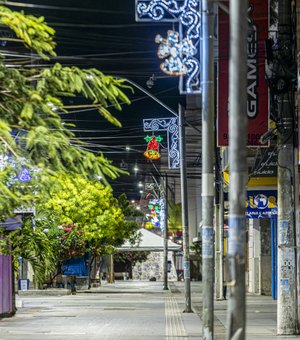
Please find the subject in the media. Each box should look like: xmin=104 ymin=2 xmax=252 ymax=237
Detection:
xmin=9 ymin=0 xmax=185 ymax=199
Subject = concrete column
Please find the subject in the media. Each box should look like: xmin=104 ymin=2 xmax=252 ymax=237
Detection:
xmin=248 ymin=219 xmax=261 ymax=294
xmin=188 ymin=177 xmax=201 ymax=245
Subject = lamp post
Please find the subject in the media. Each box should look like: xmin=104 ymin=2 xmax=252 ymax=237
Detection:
xmin=123 ymin=77 xmax=192 ymax=308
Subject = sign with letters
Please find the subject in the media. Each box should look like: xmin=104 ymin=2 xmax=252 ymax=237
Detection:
xmin=218 ymin=0 xmax=269 ymax=146
xmin=246 ymin=190 xmax=277 ymax=219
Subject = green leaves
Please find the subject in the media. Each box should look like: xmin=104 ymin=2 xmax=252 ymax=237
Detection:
xmin=0 ymin=6 xmax=132 ymax=223
xmin=0 ymin=6 xmax=56 ymax=59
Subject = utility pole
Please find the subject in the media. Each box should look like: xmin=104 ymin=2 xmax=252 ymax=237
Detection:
xmin=225 ymin=0 xmax=248 ymax=339
xmin=179 ymin=104 xmax=191 ymax=312
xmin=277 ymin=0 xmax=298 ymax=334
xmin=163 ymin=174 xmax=169 ymax=291
xmin=215 ymin=153 xmax=224 ymax=300
xmin=201 ymin=0 xmax=215 ymax=338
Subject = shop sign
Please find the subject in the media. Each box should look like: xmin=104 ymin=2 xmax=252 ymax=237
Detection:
xmin=218 ymin=0 xmax=269 ymax=146
xmin=246 ymin=190 xmax=277 ymax=218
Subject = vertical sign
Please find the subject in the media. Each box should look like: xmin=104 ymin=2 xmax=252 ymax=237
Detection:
xmin=218 ymin=0 xmax=269 ymax=146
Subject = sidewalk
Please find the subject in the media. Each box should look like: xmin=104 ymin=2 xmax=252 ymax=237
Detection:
xmin=172 ymin=281 xmax=300 ymax=339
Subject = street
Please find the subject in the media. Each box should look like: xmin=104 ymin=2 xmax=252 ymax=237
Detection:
xmin=1 ymin=281 xmax=300 ymax=339
xmin=0 ymin=282 xmax=201 ymax=340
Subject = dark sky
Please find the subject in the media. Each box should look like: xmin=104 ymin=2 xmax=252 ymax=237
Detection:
xmin=8 ymin=0 xmax=184 ymax=199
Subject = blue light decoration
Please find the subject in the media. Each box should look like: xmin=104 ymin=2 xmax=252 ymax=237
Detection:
xmin=155 ymin=30 xmax=197 ymax=76
xmin=135 ymin=0 xmax=201 ymax=94
xmin=18 ymin=167 xmax=32 ymax=182
xmin=143 ymin=117 xmax=179 ymax=169
xmin=149 ymin=198 xmax=166 ymax=231
xmin=0 ymin=154 xmax=32 ymax=185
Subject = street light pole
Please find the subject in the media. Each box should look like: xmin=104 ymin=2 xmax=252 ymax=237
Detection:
xmin=277 ymin=0 xmax=298 ymax=334
xmin=226 ymin=0 xmax=248 ymax=338
xmin=179 ymin=104 xmax=192 ymax=312
xmin=201 ymin=0 xmax=215 ymax=338
xmin=163 ymin=174 xmax=169 ymax=290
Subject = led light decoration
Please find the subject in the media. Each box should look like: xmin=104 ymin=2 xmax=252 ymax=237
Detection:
xmin=18 ymin=167 xmax=32 ymax=182
xmin=148 ymin=198 xmax=166 ymax=231
xmin=135 ymin=0 xmax=201 ymax=94
xmin=159 ymin=197 xmax=166 ymax=231
xmin=144 ymin=135 xmax=163 ymax=160
xmin=0 ymin=155 xmax=32 ymax=184
xmin=155 ymin=30 xmax=197 ymax=76
xmin=143 ymin=117 xmax=179 ymax=169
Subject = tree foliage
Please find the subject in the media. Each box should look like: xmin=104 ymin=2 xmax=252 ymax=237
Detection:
xmin=0 ymin=176 xmax=140 ymax=285
xmin=0 ymin=218 xmax=56 ymax=286
xmin=0 ymin=5 xmax=132 ymax=216
xmin=39 ymin=175 xmax=139 ymax=252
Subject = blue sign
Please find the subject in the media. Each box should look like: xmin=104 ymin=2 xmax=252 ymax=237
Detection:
xmin=63 ymin=257 xmax=88 ymax=276
xmin=246 ymin=190 xmax=277 ymax=219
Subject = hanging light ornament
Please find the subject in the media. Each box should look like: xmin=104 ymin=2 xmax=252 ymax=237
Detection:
xmin=144 ymin=135 xmax=163 ymax=160
xmin=155 ymin=30 xmax=197 ymax=76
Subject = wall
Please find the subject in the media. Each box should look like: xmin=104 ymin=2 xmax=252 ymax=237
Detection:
xmin=248 ymin=219 xmax=272 ymax=296
xmin=132 ymin=251 xmax=177 ymax=281
xmin=248 ymin=219 xmax=261 ymax=294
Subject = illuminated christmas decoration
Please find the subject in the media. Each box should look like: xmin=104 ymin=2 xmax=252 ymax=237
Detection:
xmin=148 ymin=204 xmax=160 ymax=214
xmin=0 ymin=155 xmax=32 ymax=185
xmin=144 ymin=135 xmax=163 ymax=160
xmin=135 ymin=0 xmax=201 ymax=94
xmin=155 ymin=30 xmax=197 ymax=76
xmin=18 ymin=167 xmax=32 ymax=182
xmin=143 ymin=117 xmax=179 ymax=169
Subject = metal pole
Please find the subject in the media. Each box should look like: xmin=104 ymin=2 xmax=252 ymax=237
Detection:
xmin=179 ymin=104 xmax=192 ymax=312
xmin=163 ymin=174 xmax=169 ymax=290
xmin=226 ymin=0 xmax=248 ymax=339
xmin=215 ymin=156 xmax=224 ymax=300
xmin=296 ymin=0 xmax=300 ymax=324
xmin=201 ymin=0 xmax=215 ymax=338
xmin=277 ymin=0 xmax=297 ymax=334
xmin=109 ymin=253 xmax=114 ymax=283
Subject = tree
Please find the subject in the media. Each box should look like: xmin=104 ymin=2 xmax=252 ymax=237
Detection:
xmin=40 ymin=174 xmax=136 ymax=248
xmin=38 ymin=175 xmax=139 ymax=284
xmin=0 ymin=5 xmax=132 ymax=217
xmin=0 ymin=217 xmax=57 ymax=287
